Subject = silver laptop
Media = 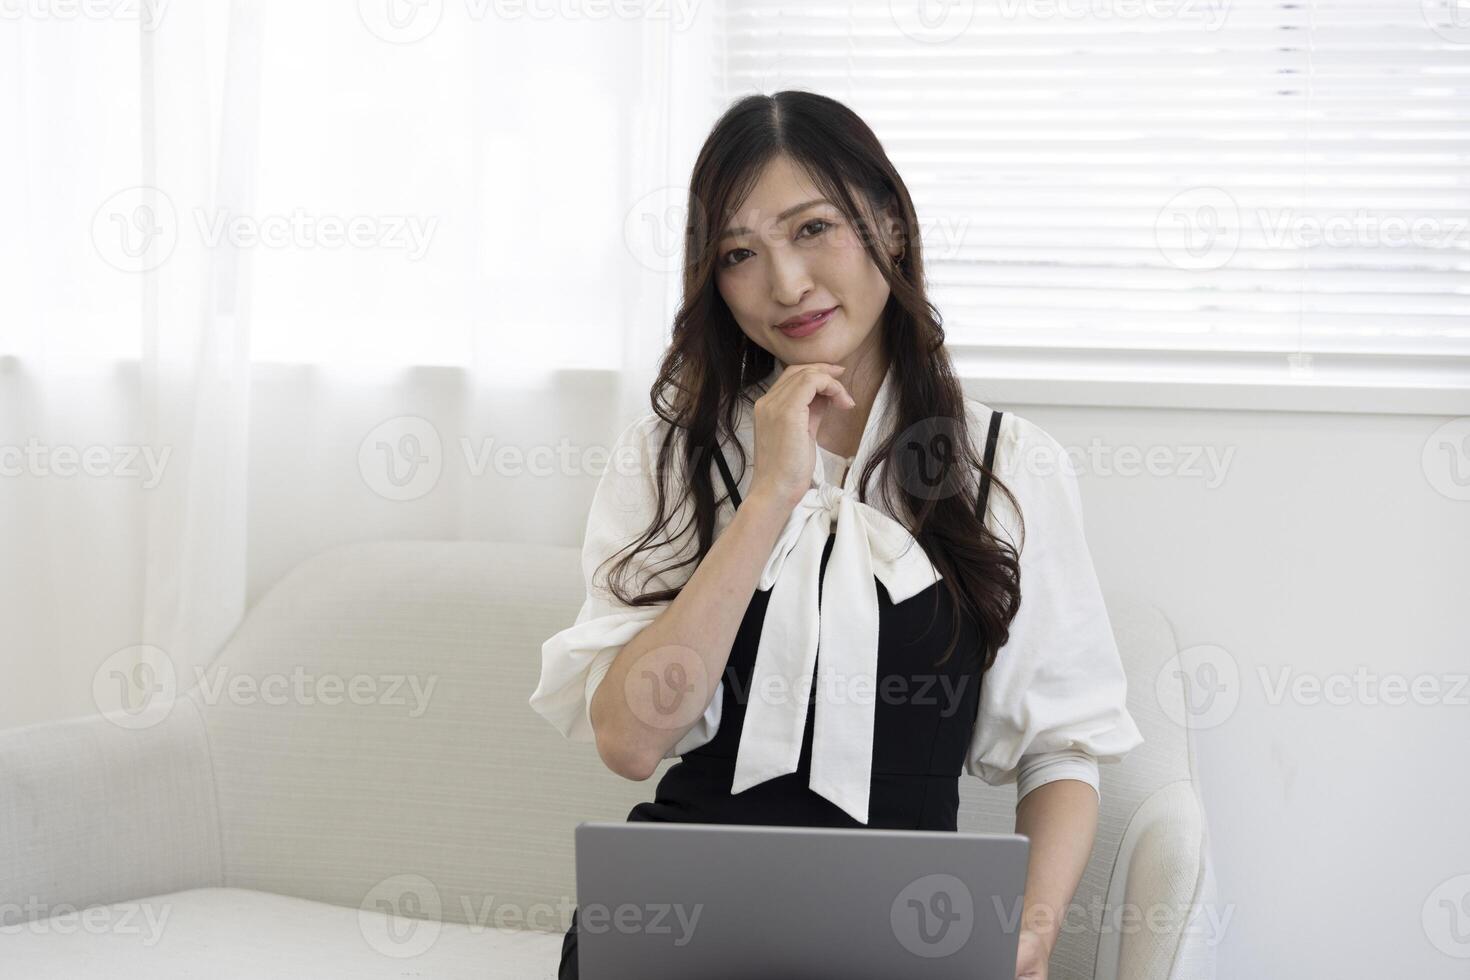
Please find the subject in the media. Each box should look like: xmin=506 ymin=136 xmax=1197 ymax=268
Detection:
xmin=574 ymin=821 xmax=1030 ymax=979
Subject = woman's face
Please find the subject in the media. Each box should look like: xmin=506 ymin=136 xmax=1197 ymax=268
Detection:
xmin=714 ymin=154 xmax=902 ymax=370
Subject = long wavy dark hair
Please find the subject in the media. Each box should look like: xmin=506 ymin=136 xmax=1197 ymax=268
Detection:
xmin=602 ymin=90 xmax=1024 ymax=672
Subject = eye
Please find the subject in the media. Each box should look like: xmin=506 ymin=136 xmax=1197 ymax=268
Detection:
xmin=798 ymin=218 xmax=833 ymax=239
xmin=719 ymin=246 xmax=753 ymax=269
xmin=718 ymin=218 xmax=836 ymax=269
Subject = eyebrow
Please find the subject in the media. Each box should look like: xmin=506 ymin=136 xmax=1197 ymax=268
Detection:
xmin=719 ymin=198 xmax=831 ymax=240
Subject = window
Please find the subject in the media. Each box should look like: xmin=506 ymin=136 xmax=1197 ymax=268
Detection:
xmin=715 ymin=0 xmax=1470 ymax=402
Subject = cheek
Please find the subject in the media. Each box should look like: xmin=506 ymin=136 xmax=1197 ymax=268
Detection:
xmin=715 ymin=271 xmax=757 ymax=322
xmin=714 ymin=269 xmax=739 ymax=304
xmin=817 ymin=232 xmax=881 ymax=291
xmin=824 ymin=225 xmax=876 ymax=271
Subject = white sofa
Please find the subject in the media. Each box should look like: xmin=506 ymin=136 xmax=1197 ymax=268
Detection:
xmin=0 ymin=540 xmax=1218 ymax=979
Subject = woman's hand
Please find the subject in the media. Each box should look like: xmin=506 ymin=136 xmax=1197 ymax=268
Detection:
xmin=747 ymin=362 xmax=855 ymax=510
xmin=1013 ymin=928 xmax=1050 ymax=980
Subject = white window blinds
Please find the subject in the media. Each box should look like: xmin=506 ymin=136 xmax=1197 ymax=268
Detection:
xmin=714 ymin=0 xmax=1470 ymax=370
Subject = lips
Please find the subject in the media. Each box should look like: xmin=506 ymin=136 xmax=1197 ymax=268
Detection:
xmin=777 ymin=306 xmax=837 ymax=329
xmin=776 ymin=306 xmax=837 ymax=339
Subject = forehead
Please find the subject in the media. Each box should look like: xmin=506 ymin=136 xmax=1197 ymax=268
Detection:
xmin=734 ymin=155 xmax=821 ymax=211
xmin=722 ymin=156 xmax=835 ymax=236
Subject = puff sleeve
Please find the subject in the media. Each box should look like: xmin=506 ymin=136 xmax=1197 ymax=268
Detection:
xmin=528 ymin=412 xmax=722 ymax=760
xmin=966 ymin=411 xmax=1144 ymax=800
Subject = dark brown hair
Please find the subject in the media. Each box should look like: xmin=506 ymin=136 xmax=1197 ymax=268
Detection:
xmin=602 ymin=90 xmax=1023 ymax=672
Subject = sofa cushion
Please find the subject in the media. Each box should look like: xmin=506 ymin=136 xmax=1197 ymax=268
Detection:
xmin=3 ymin=887 xmax=565 ymax=979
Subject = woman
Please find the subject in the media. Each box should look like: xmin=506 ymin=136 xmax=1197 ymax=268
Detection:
xmin=529 ymin=90 xmax=1143 ymax=980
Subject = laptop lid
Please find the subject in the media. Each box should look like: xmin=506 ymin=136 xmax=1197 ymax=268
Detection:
xmin=574 ymin=821 xmax=1030 ymax=980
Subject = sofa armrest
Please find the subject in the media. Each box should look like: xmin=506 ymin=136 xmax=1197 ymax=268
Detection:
xmin=1095 ymin=780 xmax=1218 ymax=980
xmin=0 ymin=698 xmax=223 ymax=922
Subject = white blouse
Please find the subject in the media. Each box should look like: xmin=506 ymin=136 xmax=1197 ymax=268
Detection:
xmin=529 ymin=358 xmax=1143 ymax=825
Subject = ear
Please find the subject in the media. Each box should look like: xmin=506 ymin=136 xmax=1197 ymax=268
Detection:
xmin=879 ymin=202 xmax=906 ymax=260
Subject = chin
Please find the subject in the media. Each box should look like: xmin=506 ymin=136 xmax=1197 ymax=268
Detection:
xmin=774 ymin=328 xmax=848 ymax=355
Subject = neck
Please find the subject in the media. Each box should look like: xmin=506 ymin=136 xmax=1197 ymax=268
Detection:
xmin=818 ymin=345 xmax=889 ymax=459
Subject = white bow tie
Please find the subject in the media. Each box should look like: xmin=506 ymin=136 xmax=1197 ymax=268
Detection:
xmin=729 ymin=480 xmax=944 ymax=824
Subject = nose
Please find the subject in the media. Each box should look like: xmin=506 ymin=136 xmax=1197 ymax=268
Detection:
xmin=768 ymin=245 xmax=814 ymax=309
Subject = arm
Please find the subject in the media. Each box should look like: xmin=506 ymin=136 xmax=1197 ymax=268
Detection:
xmin=1013 ymin=778 xmax=1099 ymax=963
xmin=590 ymin=488 xmax=792 ymax=779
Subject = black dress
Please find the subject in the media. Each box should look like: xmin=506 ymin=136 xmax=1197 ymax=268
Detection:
xmin=557 ymin=410 xmax=1004 ymax=979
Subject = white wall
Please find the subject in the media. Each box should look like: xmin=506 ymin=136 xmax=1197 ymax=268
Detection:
xmin=1011 ymin=401 xmax=1469 ymax=976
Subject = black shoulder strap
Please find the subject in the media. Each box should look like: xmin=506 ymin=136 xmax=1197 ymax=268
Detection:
xmin=713 ymin=443 xmax=742 ymax=510
xmin=976 ymin=409 xmax=1003 ymax=519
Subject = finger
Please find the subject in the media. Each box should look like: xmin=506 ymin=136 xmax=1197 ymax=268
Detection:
xmin=802 ymin=372 xmax=855 ymax=408
xmin=767 ymin=362 xmax=845 ymax=396
xmin=769 ymin=366 xmax=850 ymax=406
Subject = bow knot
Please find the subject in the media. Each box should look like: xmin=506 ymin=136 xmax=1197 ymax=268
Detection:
xmin=731 ymin=478 xmax=943 ymax=824
xmin=815 ymin=481 xmax=844 ymax=515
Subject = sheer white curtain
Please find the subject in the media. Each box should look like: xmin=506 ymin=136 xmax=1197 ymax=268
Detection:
xmin=0 ymin=0 xmax=717 ymax=729
xmin=1 ymin=1 xmax=255 ymax=729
